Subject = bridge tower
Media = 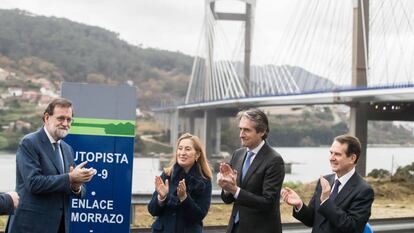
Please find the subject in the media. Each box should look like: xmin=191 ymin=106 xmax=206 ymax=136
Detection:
xmin=350 ymin=0 xmax=369 ymax=176
xmin=182 ymin=0 xmax=256 ymax=158
xmin=205 ymin=0 xmax=254 ymax=98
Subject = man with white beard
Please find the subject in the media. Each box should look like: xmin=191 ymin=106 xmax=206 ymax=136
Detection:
xmin=7 ymin=98 xmax=96 ymax=233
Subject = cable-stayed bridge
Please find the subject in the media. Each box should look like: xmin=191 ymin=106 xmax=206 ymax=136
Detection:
xmin=155 ymin=0 xmax=414 ymax=175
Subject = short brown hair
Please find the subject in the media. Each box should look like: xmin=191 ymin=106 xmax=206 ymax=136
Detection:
xmin=42 ymin=98 xmax=73 ymax=122
xmin=334 ymin=134 xmax=361 ymax=164
xmin=237 ymin=108 xmax=269 ymax=139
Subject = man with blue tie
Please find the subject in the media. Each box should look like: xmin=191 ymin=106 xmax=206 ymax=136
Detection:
xmin=282 ymin=135 xmax=374 ymax=233
xmin=218 ymin=109 xmax=285 ymax=233
xmin=7 ymin=98 xmax=96 ymax=233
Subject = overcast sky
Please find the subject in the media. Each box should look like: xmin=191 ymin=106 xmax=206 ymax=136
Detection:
xmin=2 ymin=0 xmax=272 ymax=55
xmin=0 ymin=0 xmax=296 ymax=56
xmin=1 ymin=0 xmax=208 ymax=55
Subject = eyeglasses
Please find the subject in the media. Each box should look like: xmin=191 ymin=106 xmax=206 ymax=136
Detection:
xmin=55 ymin=116 xmax=73 ymax=123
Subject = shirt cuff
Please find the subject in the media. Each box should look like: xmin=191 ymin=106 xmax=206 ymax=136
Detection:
xmin=320 ymin=198 xmax=328 ymax=206
xmin=157 ymin=194 xmax=167 ymax=206
xmin=234 ymin=187 xmax=241 ymax=199
xmin=294 ymin=202 xmax=303 ymax=212
xmin=72 ymin=185 xmax=82 ymax=195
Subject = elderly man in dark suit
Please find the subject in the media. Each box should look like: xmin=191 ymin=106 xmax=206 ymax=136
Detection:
xmin=282 ymin=134 xmax=374 ymax=233
xmin=0 ymin=191 xmax=19 ymax=215
xmin=6 ymin=98 xmax=96 ymax=233
xmin=218 ymin=108 xmax=285 ymax=233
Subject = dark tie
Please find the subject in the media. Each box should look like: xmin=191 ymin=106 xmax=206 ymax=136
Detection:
xmin=53 ymin=143 xmax=63 ymax=173
xmin=241 ymin=151 xmax=255 ymax=181
xmin=234 ymin=151 xmax=255 ymax=224
xmin=330 ymin=179 xmax=341 ymax=200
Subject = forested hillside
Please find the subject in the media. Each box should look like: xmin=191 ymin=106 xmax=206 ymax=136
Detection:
xmin=0 ymin=9 xmax=192 ymax=107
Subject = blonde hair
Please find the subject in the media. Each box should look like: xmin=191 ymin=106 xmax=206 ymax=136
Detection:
xmin=164 ymin=133 xmax=212 ymax=180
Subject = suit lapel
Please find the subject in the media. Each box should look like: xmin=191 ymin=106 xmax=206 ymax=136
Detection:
xmin=334 ymin=172 xmax=359 ymax=205
xmin=241 ymin=144 xmax=268 ymax=186
xmin=61 ymin=143 xmax=71 ymax=173
xmin=235 ymin=149 xmax=247 ymax=186
xmin=316 ymin=174 xmax=335 ymax=228
xmin=39 ymin=128 xmax=64 ymax=174
xmin=328 ymin=174 xmax=335 ymax=188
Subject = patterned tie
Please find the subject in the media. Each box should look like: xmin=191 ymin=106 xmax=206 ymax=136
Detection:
xmin=241 ymin=151 xmax=255 ymax=181
xmin=330 ymin=179 xmax=341 ymax=200
xmin=235 ymin=151 xmax=255 ymax=224
xmin=53 ymin=143 xmax=64 ymax=173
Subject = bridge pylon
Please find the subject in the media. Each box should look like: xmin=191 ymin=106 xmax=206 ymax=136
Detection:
xmin=178 ymin=108 xmax=239 ymax=162
xmin=350 ymin=0 xmax=369 ymax=176
xmin=185 ymin=0 xmax=256 ymax=104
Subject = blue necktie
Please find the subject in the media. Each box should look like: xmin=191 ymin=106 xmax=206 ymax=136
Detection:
xmin=330 ymin=179 xmax=341 ymax=200
xmin=235 ymin=151 xmax=255 ymax=224
xmin=53 ymin=143 xmax=63 ymax=173
xmin=242 ymin=151 xmax=254 ymax=181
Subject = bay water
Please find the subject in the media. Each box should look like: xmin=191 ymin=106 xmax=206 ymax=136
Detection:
xmin=1 ymin=147 xmax=413 ymax=193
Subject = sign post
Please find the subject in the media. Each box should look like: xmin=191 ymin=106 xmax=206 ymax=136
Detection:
xmin=62 ymin=83 xmax=136 ymax=233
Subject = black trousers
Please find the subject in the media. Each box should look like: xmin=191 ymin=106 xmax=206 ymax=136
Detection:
xmin=231 ymin=223 xmax=240 ymax=233
xmin=58 ymin=215 xmax=65 ymax=233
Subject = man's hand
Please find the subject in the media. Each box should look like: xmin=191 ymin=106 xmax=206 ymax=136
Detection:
xmin=217 ymin=163 xmax=238 ymax=194
xmin=219 ymin=163 xmax=233 ymax=176
xmin=281 ymin=187 xmax=303 ymax=209
xmin=69 ymin=161 xmax=97 ymax=185
xmin=319 ymin=176 xmax=331 ymax=202
xmin=6 ymin=191 xmax=19 ymax=209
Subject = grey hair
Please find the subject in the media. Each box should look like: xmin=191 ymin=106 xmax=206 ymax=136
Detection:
xmin=237 ymin=108 xmax=269 ymax=139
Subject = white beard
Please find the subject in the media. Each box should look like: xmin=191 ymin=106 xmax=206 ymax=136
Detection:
xmin=53 ymin=128 xmax=69 ymax=140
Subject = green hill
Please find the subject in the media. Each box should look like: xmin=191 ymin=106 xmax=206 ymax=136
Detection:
xmin=0 ymin=9 xmax=192 ymax=107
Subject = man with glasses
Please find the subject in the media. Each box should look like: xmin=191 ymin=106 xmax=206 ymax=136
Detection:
xmin=7 ymin=98 xmax=96 ymax=233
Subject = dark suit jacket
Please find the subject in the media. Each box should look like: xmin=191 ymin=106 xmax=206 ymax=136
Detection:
xmin=0 ymin=193 xmax=14 ymax=215
xmin=293 ymin=172 xmax=374 ymax=233
xmin=221 ymin=142 xmax=285 ymax=233
xmin=7 ymin=127 xmax=86 ymax=233
xmin=148 ymin=163 xmax=212 ymax=233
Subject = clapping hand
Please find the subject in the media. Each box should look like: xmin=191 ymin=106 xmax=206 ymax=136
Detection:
xmin=217 ymin=162 xmax=238 ymax=194
xmin=69 ymin=161 xmax=97 ymax=191
xmin=319 ymin=176 xmax=331 ymax=202
xmin=281 ymin=187 xmax=303 ymax=209
xmin=155 ymin=176 xmax=169 ymax=201
xmin=7 ymin=191 xmax=19 ymax=209
xmin=177 ymin=179 xmax=187 ymax=202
